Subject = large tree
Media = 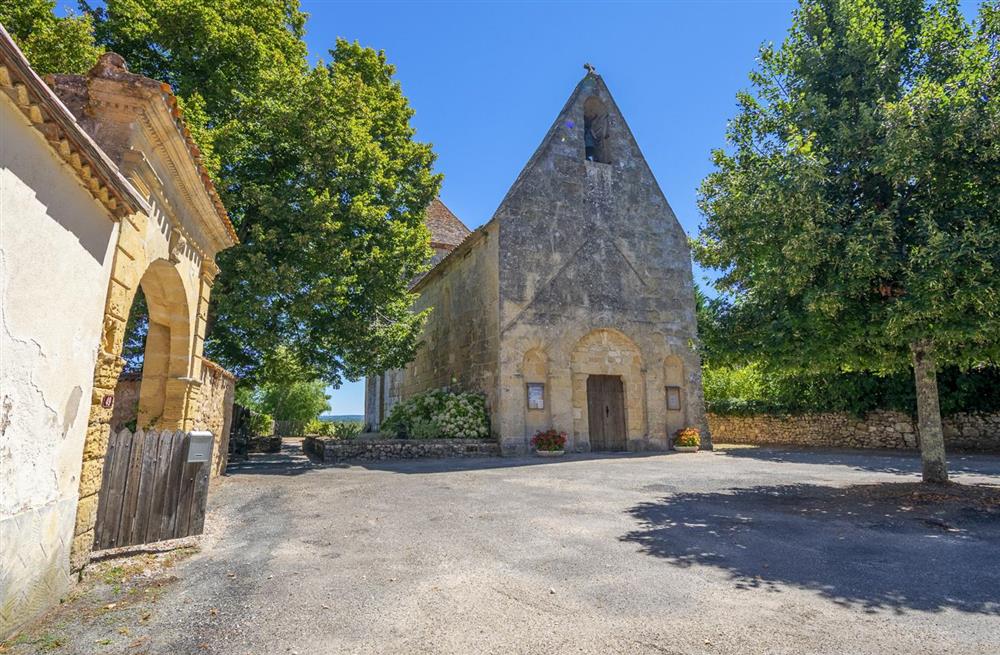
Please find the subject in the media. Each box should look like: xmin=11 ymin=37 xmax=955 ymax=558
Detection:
xmin=81 ymin=0 xmax=440 ymax=386
xmin=0 ymin=0 xmax=103 ymax=75
xmin=696 ymin=0 xmax=999 ymax=483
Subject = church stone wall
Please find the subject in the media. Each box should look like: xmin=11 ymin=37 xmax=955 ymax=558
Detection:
xmin=494 ymin=74 xmax=707 ymax=454
xmin=387 ymin=224 xmax=501 ymax=429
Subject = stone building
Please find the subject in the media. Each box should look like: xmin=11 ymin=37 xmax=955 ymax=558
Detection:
xmin=366 ymin=71 xmax=707 ymax=454
xmin=1 ymin=29 xmax=235 ymax=636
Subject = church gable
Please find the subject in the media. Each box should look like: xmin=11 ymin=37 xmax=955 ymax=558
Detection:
xmin=495 ymin=70 xmax=694 ymax=329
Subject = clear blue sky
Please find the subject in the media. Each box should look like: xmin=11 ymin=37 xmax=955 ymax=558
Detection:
xmin=309 ymin=0 xmax=804 ymax=414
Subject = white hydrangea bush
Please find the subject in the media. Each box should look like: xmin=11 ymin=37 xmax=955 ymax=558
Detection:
xmin=381 ymin=388 xmax=490 ymax=439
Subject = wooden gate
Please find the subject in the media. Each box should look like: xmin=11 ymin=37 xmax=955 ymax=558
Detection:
xmin=93 ymin=429 xmax=212 ymax=550
xmin=587 ymin=375 xmax=627 ymax=451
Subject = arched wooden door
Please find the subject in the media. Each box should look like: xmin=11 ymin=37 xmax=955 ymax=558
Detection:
xmin=587 ymin=375 xmax=627 ymax=451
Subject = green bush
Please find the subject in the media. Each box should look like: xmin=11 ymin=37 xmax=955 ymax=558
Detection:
xmin=305 ymin=418 xmax=362 ymax=439
xmin=381 ymin=388 xmax=490 ymax=439
xmin=247 ymin=412 xmax=274 ymax=437
xmin=703 ymin=364 xmax=1000 ymax=416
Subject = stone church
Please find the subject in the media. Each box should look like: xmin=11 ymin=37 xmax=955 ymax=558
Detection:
xmin=365 ymin=70 xmax=707 ymax=454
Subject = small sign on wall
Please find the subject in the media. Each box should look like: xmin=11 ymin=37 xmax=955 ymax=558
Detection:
xmin=102 ymin=394 xmax=114 ymax=409
xmin=527 ymin=383 xmax=545 ymax=410
xmin=666 ymin=386 xmax=682 ymax=411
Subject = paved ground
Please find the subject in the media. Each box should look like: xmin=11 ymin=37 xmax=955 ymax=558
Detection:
xmin=9 ymin=443 xmax=1000 ymax=654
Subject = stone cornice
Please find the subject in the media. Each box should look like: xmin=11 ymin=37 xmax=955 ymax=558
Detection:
xmin=0 ymin=26 xmax=149 ymax=220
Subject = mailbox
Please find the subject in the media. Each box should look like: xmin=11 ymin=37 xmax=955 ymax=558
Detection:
xmin=187 ymin=431 xmax=214 ymax=463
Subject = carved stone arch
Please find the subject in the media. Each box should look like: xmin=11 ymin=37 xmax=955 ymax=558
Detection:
xmin=569 ymin=328 xmax=646 ymax=450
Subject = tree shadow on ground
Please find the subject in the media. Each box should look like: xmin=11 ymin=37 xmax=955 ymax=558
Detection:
xmin=716 ymin=445 xmax=1000 ymax=477
xmin=225 ymin=441 xmax=316 ymax=476
xmin=621 ymin=482 xmax=1000 ymax=615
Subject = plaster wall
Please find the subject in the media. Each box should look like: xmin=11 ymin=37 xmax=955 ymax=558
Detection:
xmin=0 ymin=95 xmax=118 ymax=634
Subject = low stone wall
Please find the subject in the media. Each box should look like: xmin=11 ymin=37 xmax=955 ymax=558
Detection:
xmin=708 ymin=410 xmax=1000 ymax=451
xmin=304 ymin=437 xmax=501 ymax=462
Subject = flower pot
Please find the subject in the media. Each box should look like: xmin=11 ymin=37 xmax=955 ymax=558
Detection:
xmin=673 ymin=445 xmax=698 ymax=453
xmin=536 ymin=449 xmax=565 ymax=457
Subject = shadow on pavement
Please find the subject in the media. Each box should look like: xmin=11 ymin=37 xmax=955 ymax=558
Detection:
xmin=716 ymin=445 xmax=1000 ymax=477
xmin=621 ymin=481 xmax=1000 ymax=615
xmin=225 ymin=440 xmax=316 ymax=476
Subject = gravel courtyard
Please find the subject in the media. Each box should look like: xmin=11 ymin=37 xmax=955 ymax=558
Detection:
xmin=12 ymin=444 xmax=1000 ymax=654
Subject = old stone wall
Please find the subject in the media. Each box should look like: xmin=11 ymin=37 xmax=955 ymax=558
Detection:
xmin=380 ymin=224 xmax=500 ymax=425
xmin=110 ymin=360 xmax=235 ymax=477
xmin=494 ymin=73 xmax=706 ymax=454
xmin=0 ymin=94 xmax=118 ymax=636
xmin=303 ymin=436 xmax=500 ymax=463
xmin=708 ymin=411 xmax=1000 ymax=451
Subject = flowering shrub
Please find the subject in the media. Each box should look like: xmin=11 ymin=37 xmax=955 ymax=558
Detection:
xmin=674 ymin=427 xmax=700 ymax=447
xmin=381 ymin=388 xmax=490 ymax=439
xmin=531 ymin=429 xmax=567 ymax=452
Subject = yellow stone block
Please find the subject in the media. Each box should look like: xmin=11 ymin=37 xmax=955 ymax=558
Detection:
xmin=74 ymin=494 xmax=99 ymax=536
xmin=78 ymin=459 xmax=105 ymax=497
xmin=82 ymin=423 xmax=110 ymax=460
xmin=70 ymin=531 xmax=94 ymax=571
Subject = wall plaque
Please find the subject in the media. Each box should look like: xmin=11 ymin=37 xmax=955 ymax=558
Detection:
xmin=527 ymin=383 xmax=545 ymax=410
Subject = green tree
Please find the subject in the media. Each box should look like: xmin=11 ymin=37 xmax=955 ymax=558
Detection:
xmin=696 ymin=0 xmax=999 ymax=483
xmin=0 ymin=0 xmax=103 ymax=75
xmin=83 ymin=0 xmax=440 ymax=386
xmin=238 ymin=347 xmax=330 ymax=421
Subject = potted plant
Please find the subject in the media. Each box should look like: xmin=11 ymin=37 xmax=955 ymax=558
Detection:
xmin=673 ymin=427 xmax=700 ymax=453
xmin=531 ymin=429 xmax=567 ymax=457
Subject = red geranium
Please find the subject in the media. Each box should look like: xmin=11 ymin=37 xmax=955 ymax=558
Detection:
xmin=531 ymin=429 xmax=567 ymax=452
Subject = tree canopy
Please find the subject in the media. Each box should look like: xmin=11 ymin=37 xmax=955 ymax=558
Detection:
xmin=7 ymin=0 xmax=440 ymax=387
xmin=0 ymin=0 xmax=103 ymax=75
xmin=696 ymin=0 xmax=999 ymax=481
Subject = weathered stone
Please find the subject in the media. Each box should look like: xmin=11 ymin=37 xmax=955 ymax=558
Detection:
xmin=708 ymin=410 xmax=1000 ymax=452
xmin=366 ymin=72 xmax=707 ymax=455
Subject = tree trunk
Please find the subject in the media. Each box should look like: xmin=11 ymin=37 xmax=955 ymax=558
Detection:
xmin=910 ymin=340 xmax=948 ymax=484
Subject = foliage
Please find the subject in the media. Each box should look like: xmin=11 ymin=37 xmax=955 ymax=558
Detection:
xmin=80 ymin=0 xmax=441 ymax=386
xmin=697 ymin=0 xmax=999 ymax=376
xmin=306 ymin=418 xmax=362 ymax=439
xmin=381 ymin=389 xmax=490 ymax=439
xmin=674 ymin=427 xmax=701 ymax=448
xmin=232 ymin=348 xmax=328 ymax=423
xmin=247 ymin=412 xmax=274 ymax=437
xmin=704 ymin=363 xmax=1000 ymax=416
xmin=1 ymin=0 xmax=103 ymax=75
xmin=695 ymin=0 xmax=999 ymax=480
xmin=530 ymin=429 xmax=567 ymax=452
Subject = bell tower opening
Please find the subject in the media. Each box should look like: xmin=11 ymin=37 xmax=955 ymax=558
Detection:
xmin=584 ymin=96 xmax=611 ymax=164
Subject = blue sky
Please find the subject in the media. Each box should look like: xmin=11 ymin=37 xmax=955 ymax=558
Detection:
xmin=308 ymin=0 xmax=805 ymax=414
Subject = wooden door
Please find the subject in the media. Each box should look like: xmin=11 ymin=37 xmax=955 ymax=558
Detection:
xmin=587 ymin=375 xmax=627 ymax=451
xmin=94 ymin=429 xmax=212 ymax=551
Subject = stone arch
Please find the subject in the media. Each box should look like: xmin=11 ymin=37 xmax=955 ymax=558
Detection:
xmin=569 ymin=328 xmax=645 ymax=449
xmin=135 ymin=259 xmax=194 ymax=429
xmin=522 ymin=347 xmax=550 ymax=437
xmin=583 ymin=96 xmax=611 ymax=164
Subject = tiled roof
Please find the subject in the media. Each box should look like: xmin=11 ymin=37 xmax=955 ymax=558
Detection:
xmin=426 ymin=198 xmax=470 ymax=249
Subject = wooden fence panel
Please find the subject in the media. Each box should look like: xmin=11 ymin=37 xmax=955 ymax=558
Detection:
xmin=93 ymin=429 xmax=213 ymax=550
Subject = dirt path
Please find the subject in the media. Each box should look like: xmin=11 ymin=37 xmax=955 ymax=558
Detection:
xmin=6 ymin=444 xmax=1000 ymax=654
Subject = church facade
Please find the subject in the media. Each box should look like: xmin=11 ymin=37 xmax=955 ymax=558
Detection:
xmin=365 ymin=71 xmax=708 ymax=454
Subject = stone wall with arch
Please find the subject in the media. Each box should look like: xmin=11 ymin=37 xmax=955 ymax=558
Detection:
xmin=50 ymin=55 xmax=237 ymax=569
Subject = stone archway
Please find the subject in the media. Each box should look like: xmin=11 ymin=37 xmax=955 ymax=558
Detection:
xmin=569 ymin=328 xmax=645 ymax=451
xmin=134 ymin=259 xmax=195 ymax=430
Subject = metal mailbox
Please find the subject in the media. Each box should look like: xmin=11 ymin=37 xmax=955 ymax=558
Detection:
xmin=186 ymin=431 xmax=214 ymax=463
